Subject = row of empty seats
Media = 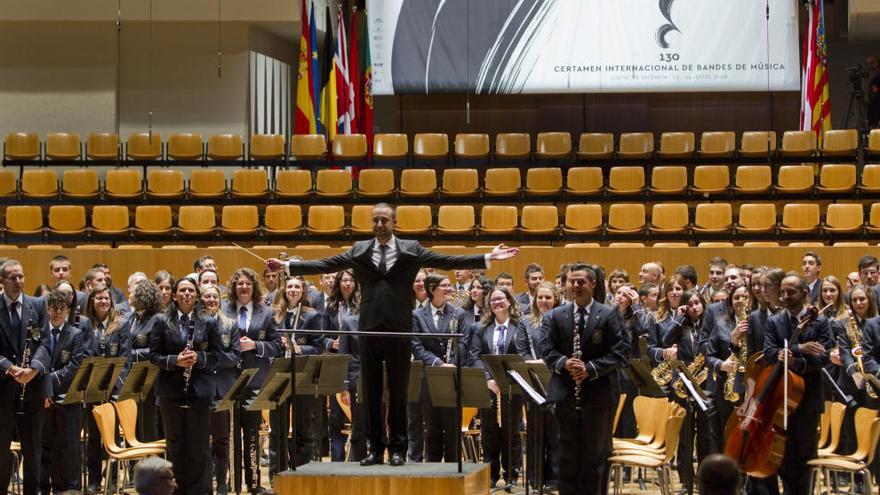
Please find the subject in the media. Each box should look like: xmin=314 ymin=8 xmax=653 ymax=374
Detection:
xmin=5 ymin=163 xmax=880 ymax=202
xmin=5 ymin=202 xmax=878 ymax=240
xmin=5 ymin=129 xmax=879 ymax=163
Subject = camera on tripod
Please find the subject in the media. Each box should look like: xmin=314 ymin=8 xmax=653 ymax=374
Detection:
xmin=846 ymin=64 xmax=866 ymax=85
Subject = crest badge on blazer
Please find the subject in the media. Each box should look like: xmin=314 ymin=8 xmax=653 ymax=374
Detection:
xmin=200 ymin=341 xmax=209 ymax=351
xmin=258 ymin=330 xmax=266 ymax=340
xmin=60 ymin=350 xmax=71 ymax=364
xmin=221 ymin=332 xmax=231 ymax=348
xmin=136 ymin=333 xmax=148 ymax=346
xmin=592 ymin=329 xmax=603 ymax=345
xmin=110 ymin=342 xmax=119 ymax=356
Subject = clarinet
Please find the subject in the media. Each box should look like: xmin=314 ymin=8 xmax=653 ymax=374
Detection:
xmin=445 ymin=318 xmax=458 ymax=364
xmin=285 ymin=303 xmax=303 ymax=358
xmin=16 ymin=319 xmax=39 ymax=415
xmin=573 ymin=318 xmax=583 ymax=411
xmin=181 ymin=316 xmax=196 ymax=408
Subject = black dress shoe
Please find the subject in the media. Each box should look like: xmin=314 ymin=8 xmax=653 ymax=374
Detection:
xmin=389 ymin=453 xmax=405 ymax=466
xmin=360 ymin=452 xmax=384 ymax=466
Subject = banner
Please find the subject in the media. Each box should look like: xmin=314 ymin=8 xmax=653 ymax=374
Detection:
xmin=367 ymin=0 xmax=800 ymax=95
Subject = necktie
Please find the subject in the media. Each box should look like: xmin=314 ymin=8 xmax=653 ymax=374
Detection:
xmin=496 ymin=325 xmax=507 ymax=354
xmin=378 ymin=244 xmax=389 ymax=274
xmin=180 ymin=314 xmax=190 ymax=340
xmin=9 ymin=301 xmax=20 ymax=335
xmin=577 ymin=306 xmax=587 ymax=336
xmin=51 ymin=328 xmax=60 ymax=354
xmin=434 ymin=309 xmax=443 ymax=329
xmin=286 ymin=310 xmax=298 ymax=329
xmin=238 ymin=306 xmax=248 ymax=333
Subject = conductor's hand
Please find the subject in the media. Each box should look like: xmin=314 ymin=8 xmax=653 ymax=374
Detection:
xmin=265 ymin=258 xmax=288 ymax=274
xmin=487 ymin=379 xmax=500 ymax=395
xmin=240 ymin=336 xmax=257 ymax=352
xmin=176 ymin=350 xmax=197 ymax=368
xmin=564 ymin=358 xmax=587 ymax=382
xmin=489 ymin=244 xmax=519 ymax=261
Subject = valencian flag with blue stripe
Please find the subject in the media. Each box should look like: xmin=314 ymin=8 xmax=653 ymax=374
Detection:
xmin=800 ymin=0 xmax=830 ymax=145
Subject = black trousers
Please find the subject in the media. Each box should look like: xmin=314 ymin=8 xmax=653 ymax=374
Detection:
xmin=329 ymin=397 xmax=348 ymax=461
xmin=0 ymin=395 xmax=45 ymax=495
xmin=268 ymin=399 xmax=317 ymax=475
xmin=419 ymin=382 xmax=457 ymax=462
xmin=407 ymin=400 xmax=425 ymax=461
xmin=347 ymin=392 xmax=368 ymax=462
xmin=210 ymin=410 xmax=231 ymax=488
xmin=239 ymin=404 xmax=263 ymax=489
xmin=526 ymin=403 xmax=560 ymax=487
xmin=159 ymin=397 xmax=212 ymax=495
xmin=779 ymin=408 xmax=819 ymax=495
xmin=40 ymin=403 xmax=82 ymax=492
xmin=86 ymin=404 xmax=105 ymax=485
xmin=555 ymin=401 xmax=613 ymax=495
xmin=138 ymin=389 xmax=160 ymax=442
xmin=360 ymin=335 xmax=410 ymax=456
xmin=479 ymin=394 xmax=524 ymax=483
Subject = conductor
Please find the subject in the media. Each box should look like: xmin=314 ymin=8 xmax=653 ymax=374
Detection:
xmin=267 ymin=203 xmax=518 ymax=466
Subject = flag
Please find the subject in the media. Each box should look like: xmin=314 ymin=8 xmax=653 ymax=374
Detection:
xmin=320 ymin=5 xmax=338 ymax=143
xmin=348 ymin=9 xmax=361 ymax=134
xmin=335 ymin=7 xmax=353 ymax=135
xmin=361 ymin=11 xmax=374 ymax=154
xmin=309 ymin=2 xmax=322 ymax=134
xmin=294 ymin=0 xmax=317 ymax=134
xmin=800 ymin=0 xmax=831 ymax=145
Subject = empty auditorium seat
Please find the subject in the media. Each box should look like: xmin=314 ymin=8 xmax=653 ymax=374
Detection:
xmin=861 ymin=164 xmax=880 ymax=194
xmin=413 ymin=133 xmax=449 ymax=161
xmin=870 ymin=204 xmax=880 ymax=234
xmin=350 ymin=205 xmax=374 ymax=234
xmin=564 ymin=243 xmax=601 ymax=248
xmin=105 ymin=169 xmax=143 ymax=199
xmin=315 ymin=169 xmax=353 ymax=198
xmin=400 ymin=169 xmax=437 ymax=197
xmin=207 ymin=134 xmax=244 ymax=160
xmin=45 ymin=132 xmax=81 ymax=160
xmin=62 ymin=169 xmax=100 ymax=199
xmin=565 ymin=167 xmax=603 ymax=196
xmin=817 ymin=164 xmax=856 ymax=194
xmin=48 ymin=205 xmax=86 ymax=235
xmin=617 ymin=132 xmax=654 ymax=159
xmin=291 ymin=134 xmax=327 ymax=160
xmin=780 ymin=203 xmax=819 ymax=234
xmin=693 ymin=203 xmax=733 ymax=234
xmin=776 ymin=165 xmax=814 ymax=194
xmin=525 ymin=168 xmax=562 ymax=196
xmin=250 ymin=134 xmax=285 ymax=160
xmin=357 ymin=168 xmax=395 ymax=197
xmin=734 ymin=165 xmax=772 ymax=194
xmin=657 ymin=132 xmax=695 ymax=159
xmin=607 ymin=204 xmax=646 ymax=234
xmin=306 ymin=206 xmax=345 ymax=234
xmin=649 ymin=166 xmax=687 ymax=195
xmin=20 ymin=169 xmax=58 ymax=198
xmin=394 ymin=205 xmax=433 ymax=234
xmin=495 ymin=133 xmax=531 ymax=160
xmin=698 ymin=132 xmax=735 ymax=158
xmin=178 ymin=206 xmax=217 ymax=235
xmin=146 ymin=169 xmax=185 ymax=199
xmin=824 ymin=203 xmax=864 ymax=234
xmin=480 ymin=206 xmax=518 ymax=234
xmin=608 ymin=166 xmax=645 ymax=195
xmin=231 ymin=169 xmax=269 ymax=198
xmin=607 ymin=242 xmax=645 ymax=248
xmin=780 ymin=130 xmax=816 ymax=157
xmin=563 ymin=204 xmax=603 ymax=234
xmin=483 ymin=168 xmax=521 ymax=197
xmin=5 ymin=206 xmax=43 ymax=235
xmin=535 ymin=132 xmax=571 ymax=160
xmin=653 ymin=242 xmax=690 ymax=248
xmin=126 ymin=132 xmax=163 ymax=160
xmin=576 ymin=133 xmax=613 ymax=160
xmin=821 ymin=129 xmax=858 ymax=156
xmin=437 ymin=205 xmax=476 ymax=235
xmin=86 ymin=133 xmax=119 ymax=161
xmin=135 ymin=206 xmax=173 ymax=235
xmin=737 ymin=204 xmax=777 ymax=234
xmin=787 ymin=242 xmax=824 ymax=247
xmin=373 ymin=133 xmax=409 ymax=161
xmin=833 ymin=242 xmax=869 ymax=247
xmin=274 ymin=169 xmax=312 ymax=198
xmin=521 ymin=205 xmax=559 ymax=235
xmin=92 ymin=205 xmax=130 ymax=235
xmin=221 ymin=205 xmax=259 ymax=235
xmin=188 ymin=168 xmax=227 ymax=198
xmin=5 ymin=132 xmax=40 ymax=160
xmin=0 ymin=169 xmax=16 ymax=197
xmin=442 ymin=169 xmax=479 ymax=197
xmin=691 ymin=165 xmax=730 ymax=195
xmin=650 ymin=203 xmax=689 ymax=234
xmin=454 ymin=133 xmax=490 ymax=161
xmin=167 ymin=133 xmax=204 ymax=160
xmin=742 ymin=242 xmax=779 ymax=247
xmin=739 ymin=131 xmax=777 ymax=158
xmin=332 ymin=134 xmax=368 ymax=161
xmin=868 ymin=130 xmax=880 ymax=157
xmin=264 ymin=205 xmax=302 ymax=235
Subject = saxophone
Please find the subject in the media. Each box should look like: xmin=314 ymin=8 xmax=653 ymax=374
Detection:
xmin=674 ymin=353 xmax=707 ymax=399
xmin=847 ymin=310 xmax=879 ymax=400
xmin=724 ymin=299 xmax=750 ymax=403
xmin=181 ymin=316 xmax=196 ymax=408
xmin=16 ymin=319 xmax=39 ymax=414
xmin=652 ymin=356 xmax=675 ymax=386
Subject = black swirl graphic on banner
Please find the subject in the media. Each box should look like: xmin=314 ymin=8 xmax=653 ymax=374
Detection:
xmin=655 ymin=0 xmax=680 ymax=49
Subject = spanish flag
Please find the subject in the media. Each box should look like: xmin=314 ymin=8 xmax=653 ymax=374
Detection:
xmin=294 ymin=0 xmax=318 ymax=134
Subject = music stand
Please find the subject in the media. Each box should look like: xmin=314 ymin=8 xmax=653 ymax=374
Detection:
xmin=215 ymin=368 xmax=257 ymax=495
xmin=517 ymin=363 xmax=553 ymax=495
xmin=671 ymin=360 xmax=714 ymax=495
xmin=249 ymin=358 xmax=294 ymax=474
xmin=62 ymin=356 xmax=127 ymax=495
xmin=116 ymin=361 xmax=159 ymax=438
xmin=482 ymin=354 xmax=526 ymax=492
xmin=289 ymin=355 xmax=351 ymax=463
xmin=627 ymin=357 xmax=666 ymax=398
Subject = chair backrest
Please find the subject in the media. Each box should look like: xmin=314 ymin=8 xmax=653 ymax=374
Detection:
xmin=442 ymin=168 xmax=480 ymax=196
xmin=265 ymin=205 xmax=302 ymax=233
xmin=373 ymin=133 xmax=409 ymax=159
xmin=307 ymin=205 xmax=345 ymax=232
xmin=578 ymin=133 xmax=613 ymax=156
xmin=826 ymin=203 xmax=864 ymax=231
xmin=400 ymin=169 xmax=437 ymax=196
xmin=250 ymin=133 xmax=285 ymax=160
xmin=650 ymin=166 xmax=687 ymax=194
xmin=357 ymin=168 xmax=395 ymax=196
xmin=92 ymin=205 xmax=130 ymax=233
xmin=350 ymin=205 xmax=375 ymax=233
xmin=207 ymin=134 xmax=243 ymax=160
xmin=127 ymin=132 xmax=163 ymax=160
xmin=454 ymin=133 xmax=490 ymax=158
xmin=781 ymin=203 xmax=820 ymax=230
xmin=735 ymin=165 xmax=772 ymax=192
xmin=290 ymin=134 xmax=327 ymax=159
xmin=48 ymin=205 xmax=86 ymax=233
xmin=112 ymin=399 xmax=142 ymax=447
xmin=535 ymin=132 xmax=571 ymax=157
xmin=651 ymin=203 xmax=689 ymax=231
xmin=135 ymin=206 xmax=173 ymax=233
xmin=521 ymin=205 xmax=558 ymax=233
xmin=564 ymin=204 xmax=602 ymax=232
xmin=692 ymin=165 xmax=730 ymax=193
xmin=274 ymin=169 xmax=312 ymax=197
xmin=105 ymin=169 xmax=143 ymax=198
xmin=613 ymin=393 xmax=628 ymax=433
xmin=566 ymin=167 xmax=603 ymax=195
xmin=525 ymin=167 xmax=562 ymax=194
xmin=147 ymin=169 xmax=185 ymax=197
xmin=740 ymin=131 xmax=777 ymax=156
xmin=231 ymin=168 xmax=269 ymax=197
xmin=21 ymin=169 xmax=58 ymax=197
xmin=608 ymin=166 xmax=645 ymax=194
xmin=221 ymin=205 xmax=259 ymax=232
xmin=413 ymin=133 xmax=449 ymax=159
xmin=738 ymin=203 xmax=776 ymax=230
xmin=6 ymin=205 xmax=43 ymax=233
xmin=178 ymin=206 xmax=216 ymax=232
xmin=847 ymin=407 xmax=879 ymax=461
xmin=495 ymin=133 xmax=530 ymax=158
xmin=46 ymin=132 xmax=81 ymax=160
xmin=818 ymin=163 xmax=856 ymax=191
xmin=86 ymin=133 xmax=119 ymax=160
xmin=608 ymin=203 xmax=646 ymax=231
xmin=862 ymin=164 xmax=880 ymax=191
xmin=662 ymin=410 xmax=687 ymax=462
xmin=694 ymin=203 xmax=733 ymax=231
xmin=699 ymin=131 xmax=735 ymax=156
xmin=5 ymin=132 xmax=40 ymax=160
xmin=167 ymin=133 xmax=203 ymax=160
xmin=480 ymin=205 xmax=518 ymax=233
xmin=777 ymin=165 xmax=814 ymax=192
xmin=659 ymin=132 xmax=695 ymax=156
xmin=437 ymin=205 xmax=476 ymax=233
xmin=483 ymin=168 xmax=520 ymax=196
xmin=781 ymin=130 xmax=817 ymax=155
xmin=315 ymin=169 xmax=353 ymax=196
xmin=869 ymin=129 xmax=880 ymax=154
xmin=189 ymin=168 xmax=227 ymax=197
xmin=0 ymin=169 xmax=16 ymax=197
xmin=395 ymin=205 xmax=433 ymax=233
xmin=62 ymin=168 xmax=99 ymax=197
xmin=92 ymin=403 xmax=123 ymax=454
xmin=822 ymin=129 xmax=858 ymax=155
xmin=332 ymin=134 xmax=368 ymax=159
xmin=618 ymin=132 xmax=654 ymax=156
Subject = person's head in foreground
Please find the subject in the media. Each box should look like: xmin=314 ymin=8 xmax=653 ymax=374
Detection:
xmin=697 ymin=454 xmax=741 ymax=495
xmin=133 ymin=457 xmax=176 ymax=495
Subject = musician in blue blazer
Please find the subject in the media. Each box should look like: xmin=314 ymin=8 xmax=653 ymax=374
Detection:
xmin=541 ymin=263 xmax=626 ymax=495
xmin=126 ymin=279 xmax=165 ymax=443
xmin=151 ymin=277 xmax=221 ymax=495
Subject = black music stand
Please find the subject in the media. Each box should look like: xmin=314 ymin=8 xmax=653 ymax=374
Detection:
xmin=216 ymin=368 xmax=257 ymax=495
xmin=116 ymin=361 xmax=159 ymax=438
xmin=290 ymin=355 xmax=351 ymax=463
xmin=627 ymin=357 xmax=667 ymax=398
xmin=249 ymin=358 xmax=294 ymax=474
xmin=62 ymin=356 xmax=127 ymax=495
xmin=483 ymin=354 xmax=526 ymax=493
xmin=671 ymin=361 xmax=713 ymax=495
xmin=424 ymin=366 xmax=492 ymax=468
xmin=508 ymin=367 xmax=549 ymax=495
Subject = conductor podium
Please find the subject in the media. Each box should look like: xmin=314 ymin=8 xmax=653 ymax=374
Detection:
xmin=274 ymin=462 xmax=490 ymax=495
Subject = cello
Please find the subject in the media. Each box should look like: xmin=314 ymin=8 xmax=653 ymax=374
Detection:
xmin=723 ymin=303 xmax=829 ymax=477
